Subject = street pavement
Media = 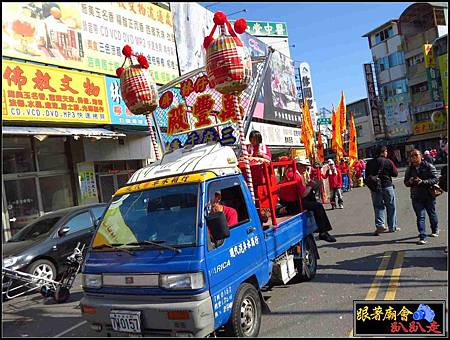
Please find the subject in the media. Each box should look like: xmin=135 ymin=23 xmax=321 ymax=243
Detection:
xmin=2 ymin=168 xmax=448 ymax=337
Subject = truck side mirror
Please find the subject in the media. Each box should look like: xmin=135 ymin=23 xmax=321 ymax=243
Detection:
xmin=206 ymin=212 xmax=230 ymax=242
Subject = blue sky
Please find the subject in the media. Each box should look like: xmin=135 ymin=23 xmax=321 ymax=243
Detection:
xmin=201 ymin=2 xmax=413 ymax=110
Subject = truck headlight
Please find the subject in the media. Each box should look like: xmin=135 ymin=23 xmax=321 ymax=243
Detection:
xmin=82 ymin=274 xmax=102 ymax=288
xmin=159 ymin=272 xmax=205 ymax=290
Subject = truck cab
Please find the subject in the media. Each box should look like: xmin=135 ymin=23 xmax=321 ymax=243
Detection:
xmin=81 ymin=143 xmax=318 ymax=337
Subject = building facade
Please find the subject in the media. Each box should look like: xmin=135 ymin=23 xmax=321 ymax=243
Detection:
xmin=399 ymin=2 xmax=448 ymax=150
xmin=1 ymin=2 xmax=177 ymax=240
xmin=363 ymin=20 xmax=411 ymax=150
xmin=346 ymin=98 xmax=376 ymax=158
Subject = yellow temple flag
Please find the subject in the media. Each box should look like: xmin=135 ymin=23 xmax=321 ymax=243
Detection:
xmin=301 ymin=98 xmax=314 ymax=159
xmin=348 ymin=111 xmax=358 ymax=167
xmin=336 ymin=91 xmax=347 ymax=134
xmin=317 ymin=124 xmax=325 ymax=163
xmin=333 ymin=101 xmax=344 ymax=161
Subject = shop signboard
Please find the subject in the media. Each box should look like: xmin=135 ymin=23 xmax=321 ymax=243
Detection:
xmin=383 ymin=93 xmax=411 ymax=137
xmin=2 ymin=2 xmax=179 ymax=83
xmin=299 ymin=62 xmax=318 ymax=127
xmin=105 ymin=76 xmax=147 ymax=126
xmin=423 ymin=44 xmax=442 ymax=103
xmin=171 ymin=2 xmax=214 ymax=75
xmin=438 ymin=54 xmax=447 ymax=106
xmin=413 ymin=111 xmax=447 ymax=135
xmin=265 ymin=50 xmax=302 ymax=124
xmin=2 ymin=59 xmax=109 ymax=124
xmin=240 ymin=21 xmax=288 ymax=37
xmin=249 ymin=121 xmax=302 ymax=146
xmin=77 ymin=161 xmax=99 ymax=204
xmin=210 ymin=30 xmax=300 ymax=126
xmin=363 ymin=63 xmax=383 ymax=135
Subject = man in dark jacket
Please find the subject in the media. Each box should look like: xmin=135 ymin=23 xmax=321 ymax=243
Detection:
xmin=365 ymin=146 xmax=399 ymax=235
xmin=404 ymin=149 xmax=440 ymax=245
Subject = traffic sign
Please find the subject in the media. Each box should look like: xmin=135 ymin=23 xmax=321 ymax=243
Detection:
xmin=317 ymin=118 xmax=331 ymax=124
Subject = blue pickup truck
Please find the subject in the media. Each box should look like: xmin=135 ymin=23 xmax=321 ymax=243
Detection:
xmin=80 ymin=143 xmax=319 ymax=337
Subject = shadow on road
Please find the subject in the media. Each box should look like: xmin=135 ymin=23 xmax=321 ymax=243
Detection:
xmin=317 ymin=246 xmax=447 ymax=273
xmin=317 ymin=235 xmax=421 ymax=250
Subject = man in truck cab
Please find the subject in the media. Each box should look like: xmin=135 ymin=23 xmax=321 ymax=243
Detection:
xmin=212 ymin=191 xmax=238 ymax=227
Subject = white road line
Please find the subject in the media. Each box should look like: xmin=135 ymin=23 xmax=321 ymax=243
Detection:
xmin=53 ymin=321 xmax=87 ymax=338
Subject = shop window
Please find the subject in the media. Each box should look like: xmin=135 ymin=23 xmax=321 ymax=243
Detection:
xmin=435 ymin=9 xmax=446 ymax=25
xmin=35 ymin=137 xmax=69 ymax=171
xmin=65 ymin=212 xmax=93 ymax=235
xmin=4 ymin=178 xmax=40 ymax=233
xmin=2 ymin=137 xmax=36 ymax=174
xmin=407 ymin=54 xmax=424 ymax=67
xmin=39 ymin=175 xmax=74 ymax=212
xmin=411 ymin=82 xmax=428 ymax=94
xmin=374 ymin=26 xmax=393 ymax=44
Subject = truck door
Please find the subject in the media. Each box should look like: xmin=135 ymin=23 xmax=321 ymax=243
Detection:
xmin=204 ymin=177 xmax=265 ymax=325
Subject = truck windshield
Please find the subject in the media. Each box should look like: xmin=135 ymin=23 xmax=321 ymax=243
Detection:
xmin=92 ymin=184 xmax=199 ymax=249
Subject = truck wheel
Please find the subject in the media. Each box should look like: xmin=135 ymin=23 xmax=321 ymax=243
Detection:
xmin=297 ymin=236 xmax=317 ymax=281
xmin=225 ymin=283 xmax=261 ymax=337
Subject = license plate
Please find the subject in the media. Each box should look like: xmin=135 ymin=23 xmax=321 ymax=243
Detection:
xmin=110 ymin=310 xmax=142 ymax=334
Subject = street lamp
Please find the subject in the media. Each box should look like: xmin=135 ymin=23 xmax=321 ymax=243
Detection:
xmin=226 ymin=9 xmax=247 ymax=17
xmin=205 ymin=3 xmax=221 ymax=9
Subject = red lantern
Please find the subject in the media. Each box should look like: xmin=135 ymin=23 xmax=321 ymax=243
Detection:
xmin=203 ymin=12 xmax=252 ymax=95
xmin=116 ymin=45 xmax=158 ymax=115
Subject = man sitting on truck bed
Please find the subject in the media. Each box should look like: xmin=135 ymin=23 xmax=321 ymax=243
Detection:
xmin=280 ymin=157 xmax=337 ymax=243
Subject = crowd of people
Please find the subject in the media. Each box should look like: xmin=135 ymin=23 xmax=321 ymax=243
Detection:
xmin=233 ymin=130 xmax=448 ymax=248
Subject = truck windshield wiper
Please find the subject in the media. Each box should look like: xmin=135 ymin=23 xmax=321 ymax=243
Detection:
xmin=125 ymin=240 xmax=181 ymax=254
xmin=91 ymin=243 xmax=134 ymax=255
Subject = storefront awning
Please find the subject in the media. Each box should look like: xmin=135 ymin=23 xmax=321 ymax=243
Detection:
xmin=407 ymin=131 xmax=447 ymax=143
xmin=2 ymin=126 xmax=126 ymax=139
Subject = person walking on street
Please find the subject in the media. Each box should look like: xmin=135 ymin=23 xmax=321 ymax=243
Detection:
xmin=339 ymin=159 xmax=350 ymax=192
xmin=404 ymin=149 xmax=440 ymax=245
xmin=423 ymin=150 xmax=434 ymax=164
xmin=365 ymin=146 xmax=399 ymax=235
xmin=324 ymin=159 xmax=344 ymax=209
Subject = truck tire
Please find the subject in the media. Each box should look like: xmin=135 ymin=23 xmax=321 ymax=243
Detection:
xmin=225 ymin=283 xmax=262 ymax=337
xmin=296 ymin=236 xmax=317 ymax=281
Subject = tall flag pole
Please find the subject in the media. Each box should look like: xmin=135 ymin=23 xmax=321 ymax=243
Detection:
xmin=348 ymin=111 xmax=358 ymax=167
xmin=331 ymin=105 xmax=336 ymax=154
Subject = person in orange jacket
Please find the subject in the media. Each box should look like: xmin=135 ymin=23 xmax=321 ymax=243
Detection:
xmin=324 ymin=159 xmax=344 ymax=209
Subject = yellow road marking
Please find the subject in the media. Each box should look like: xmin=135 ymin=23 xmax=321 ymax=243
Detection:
xmin=365 ymin=251 xmax=392 ymax=300
xmin=384 ymin=251 xmax=405 ymax=300
xmin=348 ymin=251 xmax=393 ymax=337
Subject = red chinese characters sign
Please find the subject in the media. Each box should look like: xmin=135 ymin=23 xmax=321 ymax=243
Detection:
xmin=164 ymin=75 xmax=245 ymax=136
xmin=2 ymin=60 xmax=109 ymax=124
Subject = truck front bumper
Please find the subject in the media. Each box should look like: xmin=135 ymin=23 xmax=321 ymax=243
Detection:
xmin=81 ymin=291 xmax=215 ymax=337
